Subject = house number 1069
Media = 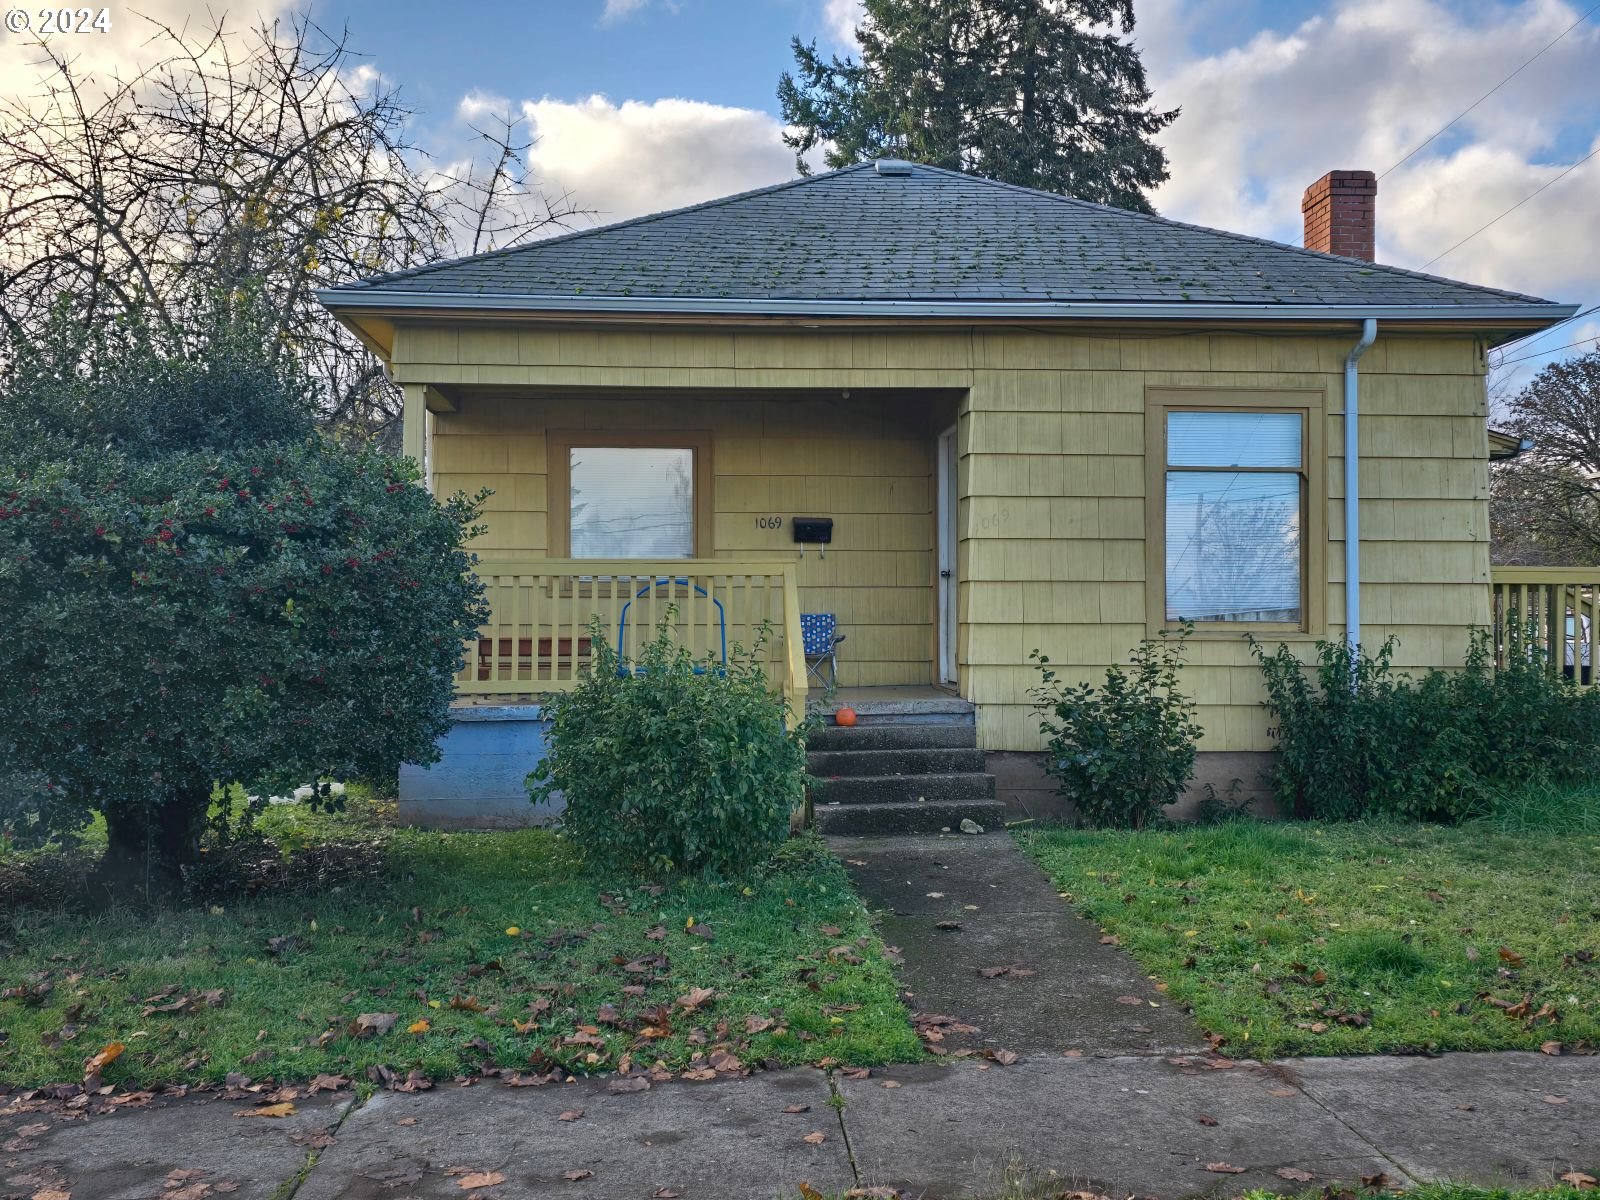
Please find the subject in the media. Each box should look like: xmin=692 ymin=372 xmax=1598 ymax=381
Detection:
xmin=754 ymin=515 xmax=783 ymax=530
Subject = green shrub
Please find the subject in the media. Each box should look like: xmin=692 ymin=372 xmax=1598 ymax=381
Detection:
xmin=0 ymin=298 xmax=489 ymax=882
xmin=1252 ymin=629 xmax=1600 ymax=823
xmin=528 ymin=615 xmax=807 ymax=878
xmin=0 ymin=445 xmax=488 ymax=874
xmin=1028 ymin=624 xmax=1203 ymax=829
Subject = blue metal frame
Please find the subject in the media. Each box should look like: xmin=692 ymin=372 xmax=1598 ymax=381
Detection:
xmin=616 ymin=577 xmax=728 ymax=676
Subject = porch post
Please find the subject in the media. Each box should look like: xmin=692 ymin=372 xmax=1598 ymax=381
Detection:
xmin=401 ymin=382 xmax=427 ymax=482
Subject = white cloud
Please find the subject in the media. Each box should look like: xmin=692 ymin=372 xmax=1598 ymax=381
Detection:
xmin=0 ymin=1 xmax=290 ymax=100
xmin=599 ymin=0 xmax=652 ymax=25
xmin=512 ymin=94 xmax=797 ymax=225
xmin=822 ymin=0 xmax=865 ymax=48
xmin=1144 ymin=0 xmax=1600 ymax=305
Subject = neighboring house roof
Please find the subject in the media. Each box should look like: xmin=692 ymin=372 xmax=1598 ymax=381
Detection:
xmin=1488 ymin=427 xmax=1535 ymax=460
xmin=318 ymin=161 xmax=1574 ymax=326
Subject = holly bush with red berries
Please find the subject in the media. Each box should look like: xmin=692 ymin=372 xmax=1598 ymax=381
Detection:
xmin=0 ymin=301 xmax=487 ymax=875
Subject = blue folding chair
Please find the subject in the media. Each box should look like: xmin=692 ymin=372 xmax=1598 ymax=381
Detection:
xmin=800 ymin=612 xmax=845 ymax=689
xmin=615 ymin=578 xmax=727 ymax=676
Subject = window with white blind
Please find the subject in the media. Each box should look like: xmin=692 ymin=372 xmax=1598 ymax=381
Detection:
xmin=1163 ymin=410 xmax=1305 ymax=624
xmin=567 ymin=445 xmax=697 ymax=559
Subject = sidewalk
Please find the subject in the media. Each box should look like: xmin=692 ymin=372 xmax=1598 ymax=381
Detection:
xmin=3 ymin=1051 xmax=1595 ymax=1198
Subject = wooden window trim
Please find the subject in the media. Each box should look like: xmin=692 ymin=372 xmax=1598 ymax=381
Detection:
xmin=1144 ymin=387 xmax=1326 ymax=638
xmin=547 ymin=429 xmax=714 ymax=559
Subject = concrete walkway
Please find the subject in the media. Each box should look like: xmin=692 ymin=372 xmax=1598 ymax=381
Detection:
xmin=828 ymin=833 xmax=1203 ymax=1057
xmin=3 ymin=1052 xmax=1595 ymax=1199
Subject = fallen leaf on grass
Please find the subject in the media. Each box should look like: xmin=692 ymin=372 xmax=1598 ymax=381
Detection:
xmin=236 ymin=1103 xmax=296 ymax=1119
xmin=819 ymin=924 xmax=842 ymax=937
xmin=1205 ymin=1163 xmax=1246 ymax=1174
xmin=352 ymin=1012 xmax=398 ymax=1037
xmin=82 ymin=1041 xmax=124 ymax=1079
xmin=1542 ymin=1040 xmax=1563 ymax=1055
xmin=407 ymin=1020 xmax=431 ymax=1035
xmin=803 ymin=1131 xmax=827 ymax=1145
xmin=1098 ymin=934 xmax=1120 ymax=945
xmin=1276 ymin=1167 xmax=1315 ymax=1182
xmin=677 ymin=987 xmax=716 ymax=1012
xmin=457 ymin=1172 xmax=506 ymax=1189
xmin=558 ymin=1109 xmax=584 ymax=1122
xmin=1498 ymin=946 xmax=1526 ymax=967
xmin=308 ymin=1074 xmax=349 ymax=1092
xmin=798 ymin=1184 xmax=826 ymax=1200
xmin=1558 ymin=1172 xmax=1596 ymax=1190
xmin=561 ymin=1170 xmax=593 ymax=1182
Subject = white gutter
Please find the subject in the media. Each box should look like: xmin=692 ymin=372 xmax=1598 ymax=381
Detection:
xmin=314 ymin=288 xmax=1576 ymax=326
xmin=1344 ymin=317 xmax=1379 ymax=666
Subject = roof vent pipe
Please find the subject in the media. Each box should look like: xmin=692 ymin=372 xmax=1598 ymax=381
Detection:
xmin=1344 ymin=317 xmax=1378 ymax=680
xmin=874 ymin=158 xmax=913 ymax=176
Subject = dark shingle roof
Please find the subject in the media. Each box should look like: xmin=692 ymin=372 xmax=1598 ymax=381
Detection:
xmin=325 ymin=162 xmax=1563 ymax=313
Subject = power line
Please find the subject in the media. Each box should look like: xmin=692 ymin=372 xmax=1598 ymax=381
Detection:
xmin=1378 ymin=1 xmax=1600 ymax=181
xmin=1420 ymin=143 xmax=1600 ymax=268
xmin=1497 ymin=333 xmax=1600 ymax=366
xmin=1493 ymin=302 xmax=1600 ymax=351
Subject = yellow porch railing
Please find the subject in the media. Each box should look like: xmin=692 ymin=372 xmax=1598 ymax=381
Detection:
xmin=1490 ymin=567 xmax=1600 ymax=687
xmin=458 ymin=559 xmax=808 ymax=719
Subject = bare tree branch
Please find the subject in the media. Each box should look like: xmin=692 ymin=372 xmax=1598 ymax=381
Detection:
xmin=0 ymin=13 xmax=591 ymax=443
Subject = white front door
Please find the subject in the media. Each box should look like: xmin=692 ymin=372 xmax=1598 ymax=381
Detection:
xmin=937 ymin=426 xmax=959 ymax=686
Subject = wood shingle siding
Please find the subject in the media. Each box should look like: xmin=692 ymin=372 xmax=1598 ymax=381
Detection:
xmin=397 ymin=323 xmax=1491 ymax=754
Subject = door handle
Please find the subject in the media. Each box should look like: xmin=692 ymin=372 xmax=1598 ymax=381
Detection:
xmin=940 ymin=569 xmax=953 ymax=578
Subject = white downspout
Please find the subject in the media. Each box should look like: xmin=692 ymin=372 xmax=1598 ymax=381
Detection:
xmin=1344 ymin=318 xmax=1378 ymax=665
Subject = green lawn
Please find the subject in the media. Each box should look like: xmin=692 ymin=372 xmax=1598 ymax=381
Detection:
xmin=0 ymin=825 xmax=920 ymax=1090
xmin=1019 ymin=817 xmax=1600 ymax=1058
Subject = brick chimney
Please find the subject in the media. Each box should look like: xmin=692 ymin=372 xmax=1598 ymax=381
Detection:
xmin=1301 ymin=170 xmax=1377 ymax=260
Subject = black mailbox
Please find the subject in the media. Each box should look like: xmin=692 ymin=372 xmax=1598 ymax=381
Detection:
xmin=792 ymin=517 xmax=833 ymax=544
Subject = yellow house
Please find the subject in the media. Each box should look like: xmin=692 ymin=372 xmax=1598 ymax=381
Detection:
xmin=320 ymin=163 xmax=1574 ymax=829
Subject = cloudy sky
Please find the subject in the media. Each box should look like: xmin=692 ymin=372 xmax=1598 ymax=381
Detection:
xmin=3 ymin=0 xmax=1596 ymax=383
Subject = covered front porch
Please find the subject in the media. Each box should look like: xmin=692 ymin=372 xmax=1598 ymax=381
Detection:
xmin=398 ymin=381 xmax=966 ymax=825
xmin=413 ymin=382 xmax=966 ymax=696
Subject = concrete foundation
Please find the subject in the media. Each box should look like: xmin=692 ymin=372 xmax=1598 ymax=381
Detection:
xmin=397 ymin=704 xmax=561 ymax=829
xmin=987 ymin=749 xmax=1281 ymax=824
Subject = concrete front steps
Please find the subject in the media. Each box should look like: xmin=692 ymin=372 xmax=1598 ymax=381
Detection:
xmin=806 ymin=700 xmax=1007 ymax=835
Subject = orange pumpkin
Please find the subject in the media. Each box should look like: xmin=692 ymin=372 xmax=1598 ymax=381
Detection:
xmin=834 ymin=707 xmax=857 ymax=727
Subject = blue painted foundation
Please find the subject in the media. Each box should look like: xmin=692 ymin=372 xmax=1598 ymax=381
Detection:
xmin=398 ymin=704 xmax=561 ymax=829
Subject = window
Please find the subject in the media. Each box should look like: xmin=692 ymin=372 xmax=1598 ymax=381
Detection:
xmin=1146 ymin=391 xmax=1324 ymax=633
xmin=550 ymin=432 xmax=711 ymax=559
